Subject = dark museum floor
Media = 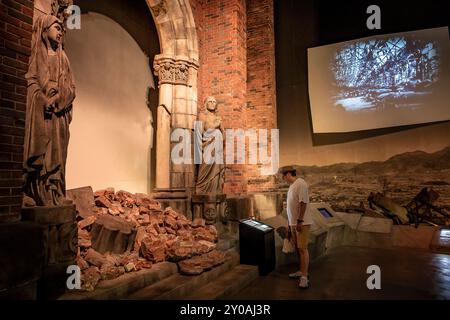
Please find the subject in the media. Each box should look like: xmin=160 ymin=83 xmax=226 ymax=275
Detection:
xmin=230 ymin=246 xmax=450 ymax=300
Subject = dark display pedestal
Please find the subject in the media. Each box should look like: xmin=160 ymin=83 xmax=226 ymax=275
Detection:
xmin=239 ymin=218 xmax=275 ymax=275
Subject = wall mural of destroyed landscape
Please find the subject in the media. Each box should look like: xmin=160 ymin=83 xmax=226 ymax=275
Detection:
xmin=295 ymin=147 xmax=450 ymax=226
xmin=331 ymin=37 xmax=439 ymax=112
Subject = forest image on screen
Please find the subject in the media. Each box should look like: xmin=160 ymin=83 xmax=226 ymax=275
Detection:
xmin=331 ymin=37 xmax=440 ymax=112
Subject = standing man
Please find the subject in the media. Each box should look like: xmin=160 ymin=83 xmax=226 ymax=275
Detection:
xmin=280 ymin=165 xmax=312 ymax=289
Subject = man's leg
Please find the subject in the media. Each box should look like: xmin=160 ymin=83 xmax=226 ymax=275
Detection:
xmin=299 ymin=248 xmax=309 ymax=276
xmin=289 ymin=227 xmax=302 ymax=278
xmin=298 ymin=225 xmax=311 ymax=288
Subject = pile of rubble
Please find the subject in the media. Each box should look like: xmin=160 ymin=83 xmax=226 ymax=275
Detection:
xmin=74 ymin=188 xmax=227 ymax=291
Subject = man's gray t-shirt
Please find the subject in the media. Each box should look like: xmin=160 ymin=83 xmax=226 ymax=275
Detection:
xmin=287 ymin=178 xmax=313 ymax=226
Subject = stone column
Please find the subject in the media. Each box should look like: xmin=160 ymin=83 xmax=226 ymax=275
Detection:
xmin=153 ymin=55 xmax=199 ymax=190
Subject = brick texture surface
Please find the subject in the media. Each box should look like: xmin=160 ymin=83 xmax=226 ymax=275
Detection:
xmin=0 ymin=0 xmax=277 ymax=212
xmin=0 ymin=0 xmax=33 ymax=222
xmin=191 ymin=0 xmax=277 ymax=195
xmin=246 ymin=0 xmax=277 ymax=193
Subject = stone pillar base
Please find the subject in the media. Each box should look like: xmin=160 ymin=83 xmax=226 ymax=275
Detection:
xmin=152 ymin=188 xmax=192 ymax=220
xmin=192 ymin=194 xmax=227 ymax=225
xmin=21 ymin=204 xmax=77 ymax=299
xmin=0 ymin=222 xmax=44 ymax=300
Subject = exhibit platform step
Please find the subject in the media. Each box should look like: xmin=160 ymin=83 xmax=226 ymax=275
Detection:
xmin=127 ymin=249 xmax=242 ymax=300
xmin=184 ymin=264 xmax=259 ymax=300
xmin=59 ymin=262 xmax=179 ymax=300
xmin=60 ymin=249 xmax=241 ymax=300
xmin=431 ymin=227 xmax=450 ymax=255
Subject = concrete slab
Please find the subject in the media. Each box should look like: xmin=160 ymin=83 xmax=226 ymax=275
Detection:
xmin=253 ymin=193 xmax=282 ymax=220
xmin=309 ymin=231 xmax=327 ymax=261
xmin=357 ymin=216 xmax=392 ymax=234
xmin=66 ymin=186 xmax=96 ymax=218
xmin=334 ymin=212 xmax=362 ymax=230
xmin=392 ymin=225 xmax=436 ymax=250
xmin=325 ymin=225 xmax=345 ymax=249
xmin=343 ymin=227 xmax=392 ymax=249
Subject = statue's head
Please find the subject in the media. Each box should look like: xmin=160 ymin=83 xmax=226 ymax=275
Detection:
xmin=38 ymin=15 xmax=64 ymax=48
xmin=47 ymin=20 xmax=64 ymax=45
xmin=38 ymin=15 xmax=64 ymax=49
xmin=204 ymin=96 xmax=217 ymax=112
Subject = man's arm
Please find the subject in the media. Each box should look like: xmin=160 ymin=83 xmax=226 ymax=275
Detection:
xmin=296 ymin=201 xmax=307 ymax=232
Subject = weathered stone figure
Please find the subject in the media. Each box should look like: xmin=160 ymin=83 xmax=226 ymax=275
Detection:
xmin=195 ymin=96 xmax=225 ymax=195
xmin=51 ymin=0 xmax=73 ymax=24
xmin=23 ymin=13 xmax=76 ymax=206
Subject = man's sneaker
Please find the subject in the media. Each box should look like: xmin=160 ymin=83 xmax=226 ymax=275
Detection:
xmin=299 ymin=276 xmax=310 ymax=289
xmin=289 ymin=271 xmax=302 ymax=278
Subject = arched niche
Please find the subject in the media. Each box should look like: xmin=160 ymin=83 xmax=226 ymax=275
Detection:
xmin=77 ymin=0 xmax=201 ymax=191
xmin=65 ymin=12 xmax=155 ymax=193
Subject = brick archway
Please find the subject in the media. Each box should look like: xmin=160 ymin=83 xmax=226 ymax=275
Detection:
xmin=146 ymin=0 xmax=199 ymax=190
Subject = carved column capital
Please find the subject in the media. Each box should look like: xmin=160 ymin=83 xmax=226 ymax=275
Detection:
xmin=153 ymin=55 xmax=199 ymax=87
xmin=149 ymin=0 xmax=167 ymax=18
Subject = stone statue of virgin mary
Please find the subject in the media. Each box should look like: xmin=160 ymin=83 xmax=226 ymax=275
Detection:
xmin=23 ymin=11 xmax=76 ymax=207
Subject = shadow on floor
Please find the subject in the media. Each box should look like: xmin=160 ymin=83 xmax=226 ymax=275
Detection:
xmin=230 ymin=246 xmax=450 ymax=300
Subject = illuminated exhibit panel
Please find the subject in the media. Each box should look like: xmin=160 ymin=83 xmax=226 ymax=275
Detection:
xmin=309 ymin=203 xmax=344 ymax=229
xmin=308 ymin=27 xmax=450 ymax=133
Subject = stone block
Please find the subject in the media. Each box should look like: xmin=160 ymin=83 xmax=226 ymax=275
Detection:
xmin=226 ymin=197 xmax=253 ymax=221
xmin=0 ymin=222 xmax=44 ymax=299
xmin=21 ymin=204 xmax=76 ymax=225
xmin=20 ymin=205 xmax=77 ymax=299
xmin=342 ymin=227 xmax=392 ymax=249
xmin=333 ymin=212 xmax=362 ymax=230
xmin=252 ymin=193 xmax=282 ymax=220
xmin=309 ymin=231 xmax=327 ymax=261
xmin=392 ymin=225 xmax=436 ymax=250
xmin=67 ymin=186 xmax=96 ymax=218
xmin=326 ymin=225 xmax=345 ymax=249
xmin=356 ymin=216 xmax=392 ymax=234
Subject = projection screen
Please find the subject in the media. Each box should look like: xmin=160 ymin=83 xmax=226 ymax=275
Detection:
xmin=308 ymin=27 xmax=450 ymax=133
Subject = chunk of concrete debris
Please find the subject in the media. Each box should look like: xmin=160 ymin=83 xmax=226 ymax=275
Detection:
xmin=66 ymin=186 xmax=96 ymax=218
xmin=124 ymin=262 xmax=136 ymax=273
xmin=192 ymin=218 xmax=206 ymax=228
xmin=140 ymin=237 xmax=166 ymax=263
xmin=84 ymin=248 xmax=108 ymax=268
xmin=81 ymin=266 xmax=101 ymax=292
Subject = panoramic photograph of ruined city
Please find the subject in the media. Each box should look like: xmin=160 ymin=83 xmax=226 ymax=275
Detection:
xmin=305 ymin=147 xmax=450 ymax=214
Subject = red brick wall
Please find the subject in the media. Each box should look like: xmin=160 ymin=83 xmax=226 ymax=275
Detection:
xmin=191 ymin=0 xmax=249 ymax=195
xmin=0 ymin=0 xmax=33 ymax=222
xmin=191 ymin=0 xmax=277 ymax=196
xmin=246 ymin=0 xmax=277 ymax=193
xmin=0 ymin=0 xmax=277 ymax=208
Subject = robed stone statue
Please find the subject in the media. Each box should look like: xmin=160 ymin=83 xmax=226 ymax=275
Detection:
xmin=23 ymin=11 xmax=76 ymax=207
xmin=195 ymin=96 xmax=225 ymax=195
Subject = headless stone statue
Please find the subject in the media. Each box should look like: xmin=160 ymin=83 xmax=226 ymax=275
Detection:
xmin=23 ymin=13 xmax=76 ymax=207
xmin=195 ymin=96 xmax=225 ymax=195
